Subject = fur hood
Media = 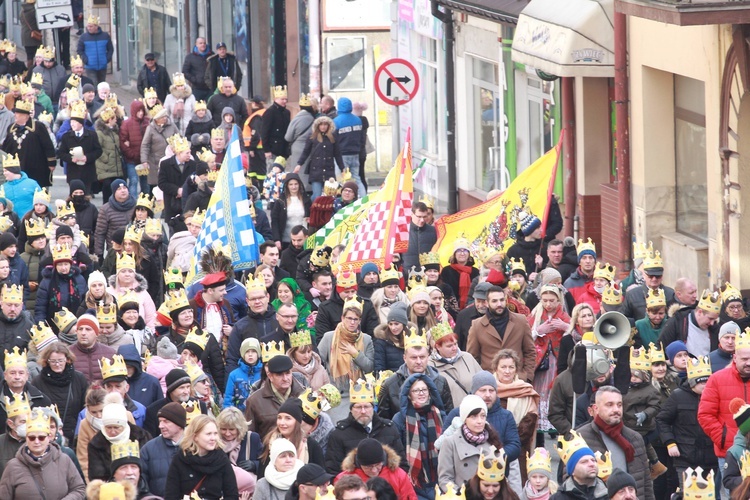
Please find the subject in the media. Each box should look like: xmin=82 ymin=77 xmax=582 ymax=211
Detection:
xmin=108 ymin=271 xmax=148 ymax=293
xmin=95 ymin=117 xmax=119 ymax=133
xmin=374 ymin=321 xmax=418 ymax=341
xmin=341 ymin=444 xmax=402 ymax=472
xmin=169 ymin=83 xmax=193 ymax=99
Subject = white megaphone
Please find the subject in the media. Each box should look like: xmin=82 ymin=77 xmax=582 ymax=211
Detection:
xmin=594 ymin=311 xmax=631 ymax=349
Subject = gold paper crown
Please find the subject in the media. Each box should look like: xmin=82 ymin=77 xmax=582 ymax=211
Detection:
xmin=207 ymin=170 xmax=219 ymax=183
xmin=165 ymin=289 xmax=190 ymax=312
xmin=136 ymin=192 xmax=154 ymax=211
xmin=5 ymin=42 xmax=15 ymax=54
xmin=30 ymin=321 xmax=57 ymax=350
xmin=323 ymin=178 xmax=339 ymax=196
xmin=310 ymin=246 xmax=332 ymax=268
xmin=683 ymin=467 xmax=715 ymax=500
xmin=57 ymin=200 xmax=75 ymax=220
xmin=148 ymin=103 xmax=164 ymax=119
xmin=54 ymin=307 xmax=77 ymax=332
xmin=261 ymin=340 xmax=286 ymax=362
xmin=172 ymin=72 xmax=186 ymax=87
xmin=191 ymin=207 xmax=206 ymax=226
xmin=643 ymin=249 xmax=664 ymax=271
xmin=143 ymin=87 xmax=157 ymax=100
xmin=30 ymin=72 xmax=43 ymax=86
xmin=336 ymin=267 xmax=357 ymax=289
xmin=14 ymin=99 xmax=33 ymax=113
xmin=145 ymin=218 xmax=162 ymax=236
xmin=315 ymin=485 xmax=336 ymax=500
xmin=349 ymin=378 xmax=375 ymax=403
xmin=211 ymin=128 xmax=224 ymax=140
xmin=26 ymin=408 xmax=50 ymax=434
xmin=556 ymin=430 xmax=590 ymax=464
xmin=435 ymin=483 xmax=466 ymax=500
xmin=245 ymin=274 xmax=267 ymax=294
xmin=194 ymin=100 xmax=207 ymax=111
xmin=19 ymin=82 xmax=32 ymax=96
xmin=184 ymin=360 xmax=206 ymax=383
xmin=87 ymin=14 xmax=100 ymax=25
xmin=593 ymin=262 xmax=616 ymax=282
xmin=290 ymin=329 xmax=313 ymax=348
xmin=2 ymin=153 xmax=19 ymax=170
xmin=111 ymin=440 xmax=140 ymax=461
xmin=630 ymin=347 xmax=651 ymax=371
xmin=576 ymin=237 xmax=596 ymax=256
xmin=67 ymin=73 xmax=80 ymax=88
xmin=602 ymin=284 xmax=623 ymax=306
xmin=116 ymin=252 xmax=136 ymax=271
xmin=163 ymin=267 xmax=183 ymax=287
xmin=51 ymin=244 xmax=72 ymax=262
xmin=596 ymin=450 xmax=613 ymax=480
xmin=273 ymin=85 xmax=288 ymax=98
xmin=0 ymin=216 xmax=12 ymax=233
xmin=182 ymin=401 xmax=201 ymax=426
xmin=41 ymin=45 xmax=55 ymax=60
xmin=70 ymin=54 xmax=83 ymax=67
xmin=4 ymin=393 xmax=30 ymax=418
xmin=407 ymin=285 xmax=429 ymax=303
xmin=1 ymin=284 xmax=22 ymax=304
xmin=124 ymin=224 xmax=143 ymax=243
xmin=343 ymin=296 xmax=363 ymax=314
xmin=96 ymin=303 xmax=117 ymax=324
xmin=478 ymin=449 xmax=507 ymax=482
xmin=300 ymin=388 xmax=324 ymax=420
xmin=4 ymin=346 xmax=27 ymax=369
xmin=646 ymin=288 xmax=667 ymax=309
xmin=38 ymin=111 xmax=53 ymax=125
xmin=721 ymin=282 xmax=743 ymax=303
xmin=408 ymin=267 xmax=426 ymax=290
xmin=380 ymin=265 xmax=401 ymax=283
xmin=70 ymin=100 xmax=88 ymax=120
xmin=0 ymin=75 xmax=9 ymax=89
xmin=648 ymin=342 xmax=666 ymax=363
xmin=698 ymin=289 xmax=722 ymax=315
xmin=171 ymin=134 xmax=190 ymax=154
xmin=419 ymin=252 xmax=440 ymax=266
xmin=477 ymin=244 xmax=501 ymax=266
xmin=197 ymin=147 xmax=215 ymax=164
xmin=430 ymin=323 xmax=454 ymax=343
xmin=404 ymin=326 xmax=428 ymax=350
xmin=8 ymin=76 xmax=21 ymax=92
xmin=686 ymin=355 xmax=712 ymax=381
xmin=184 ymin=327 xmax=210 ymax=350
xmin=509 ymin=257 xmax=526 ymax=274
xmin=66 ymin=87 xmax=80 ymax=102
xmin=299 ymin=93 xmax=312 ymax=106
xmin=80 ymin=231 xmax=89 ymax=249
xmin=526 ymin=448 xmax=552 ymax=475
xmin=117 ymin=290 xmax=139 ymax=308
xmin=419 ymin=194 xmax=434 ymax=210
xmin=100 ymin=354 xmax=127 ymax=380
xmin=100 ymin=107 xmax=115 ymax=122
xmin=740 ymin=450 xmax=750 ymax=481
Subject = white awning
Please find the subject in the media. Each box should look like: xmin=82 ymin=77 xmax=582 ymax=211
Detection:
xmin=511 ymin=0 xmax=614 ymax=78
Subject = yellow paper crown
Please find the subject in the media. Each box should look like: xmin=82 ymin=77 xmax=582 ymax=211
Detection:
xmin=197 ymin=147 xmax=215 ymax=164
xmin=148 ymin=103 xmax=164 ymax=118
xmin=593 ymin=262 xmax=616 ymax=282
xmin=100 ymin=354 xmax=127 ymax=380
xmin=273 ymin=85 xmax=288 ymax=98
xmin=244 ymin=274 xmax=267 ymax=294
xmin=419 ymin=252 xmax=440 ymax=267
xmin=343 ymin=296 xmax=363 ymax=314
xmin=408 ymin=284 xmax=429 ymax=302
xmin=51 ymin=244 xmax=72 ymax=262
xmin=686 ymin=355 xmax=712 ymax=381
xmin=194 ymin=100 xmax=207 ymax=111
xmin=721 ymin=282 xmax=743 ymax=303
xmin=315 ymin=485 xmax=336 ymax=500
xmin=4 ymin=42 xmax=15 ymax=54
xmin=172 ymin=72 xmax=186 ymax=87
xmin=261 ymin=340 xmax=286 ymax=362
xmin=310 ymin=246 xmax=332 ymax=268
xmin=32 ymin=188 xmax=50 ymax=208
xmin=4 ymin=393 xmax=30 ymax=418
xmin=14 ymin=99 xmax=33 ymax=113
xmin=8 ymin=76 xmax=21 ymax=92
xmin=419 ymin=194 xmax=434 ymax=210
xmin=41 ymin=45 xmax=55 ymax=60
xmin=206 ymin=170 xmax=219 ymax=183
xmin=556 ymin=429 xmax=590 ymax=464
xmin=648 ymin=342 xmax=666 ymax=363
xmin=602 ymin=284 xmax=623 ymax=306
xmin=100 ymin=107 xmax=116 ymax=122
xmin=163 ymin=267 xmax=183 ymax=287
xmin=509 ymin=257 xmax=526 ymax=274
xmin=299 ymin=93 xmax=312 ymax=106
xmin=123 ymin=224 xmax=143 ymax=244
xmin=430 ymin=322 xmax=454 ymax=343
xmin=54 ymin=307 xmax=77 ymax=332
xmin=646 ymin=288 xmax=667 ymax=309
xmin=300 ymin=388 xmax=324 ymax=420
xmin=171 ymin=134 xmax=190 ymax=154
xmin=191 ymin=207 xmax=206 ymax=226
xmin=4 ymin=346 xmax=27 ymax=369
xmin=70 ymin=100 xmax=87 ymax=120
xmin=0 ymin=215 xmax=11 ymax=233
xmin=80 ymin=231 xmax=89 ymax=249
xmin=526 ymin=448 xmax=552 ymax=475
xmin=477 ymin=449 xmax=507 ymax=482
xmin=630 ymin=347 xmax=651 ymax=371
xmin=404 ymin=326 xmax=428 ymax=350
xmin=145 ymin=218 xmax=162 ymax=236
xmin=96 ymin=303 xmax=117 ymax=324
xmin=117 ymin=290 xmax=140 ymax=308
xmin=211 ymin=128 xmax=224 ymax=140
xmin=1 ymin=284 xmax=23 ymax=304
xmin=349 ymin=378 xmax=375 ymax=403
xmin=184 ymin=360 xmax=206 ymax=383
xmin=408 ymin=267 xmax=426 ymax=290
xmin=66 ymin=73 xmax=80 ymax=88
xmin=683 ymin=467 xmax=715 ymax=500
xmin=477 ymin=244 xmax=501 ymax=266
xmin=30 ymin=321 xmax=57 ymax=351
xmin=19 ymin=82 xmax=32 ymax=96
xmin=66 ymin=87 xmax=80 ymax=102
xmin=698 ymin=289 xmax=722 ymax=315
xmin=136 ymin=192 xmax=154 ymax=211
xmin=57 ymin=200 xmax=75 ymax=220
xmin=290 ymin=329 xmax=313 ymax=348
xmin=26 ymin=408 xmax=50 ymax=434
xmin=596 ymin=450 xmax=613 ymax=480
xmin=373 ymin=371 xmax=393 ymax=403
xmin=0 ymin=75 xmax=9 ymax=89
xmin=143 ymin=87 xmax=157 ymax=100
xmin=87 ymin=14 xmax=100 ymax=25
xmin=165 ymin=289 xmax=190 ymax=312
xmin=380 ymin=265 xmax=401 ymax=283
xmin=70 ymin=54 xmax=83 ymax=67
xmin=2 ymin=153 xmax=19 ymax=169
xmin=323 ymin=178 xmax=339 ymax=196
xmin=111 ymin=440 xmax=140 ymax=461
xmin=576 ymin=237 xmax=596 ymax=257
xmin=336 ymin=266 xmax=357 ymax=289
xmin=30 ymin=72 xmax=43 ymax=86
xmin=643 ymin=249 xmax=664 ymax=271
xmin=435 ymin=483 xmax=466 ymax=500
xmin=184 ymin=327 xmax=210 ymax=350
xmin=182 ymin=401 xmax=201 ymax=426
xmin=116 ymin=252 xmax=136 ymax=272
xmin=740 ymin=450 xmax=750 ymax=481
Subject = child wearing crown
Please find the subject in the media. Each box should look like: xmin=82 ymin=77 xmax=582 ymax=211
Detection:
xmin=223 ymin=337 xmax=263 ymax=411
xmin=34 ymin=243 xmax=87 ymax=327
xmin=262 ymin=157 xmax=287 ymax=209
xmin=519 ymin=448 xmax=558 ymax=499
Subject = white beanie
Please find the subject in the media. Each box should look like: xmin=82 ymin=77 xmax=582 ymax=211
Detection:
xmin=102 ymin=392 xmax=128 ymax=427
xmin=88 ymin=270 xmax=107 ymax=288
xmin=270 ymin=438 xmax=297 ymax=465
xmin=459 ymin=394 xmax=487 ymax=424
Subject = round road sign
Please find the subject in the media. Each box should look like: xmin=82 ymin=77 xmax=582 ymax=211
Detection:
xmin=374 ymin=58 xmax=420 ymax=106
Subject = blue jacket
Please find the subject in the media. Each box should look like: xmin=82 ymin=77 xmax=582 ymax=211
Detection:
xmin=141 ymin=435 xmax=180 ymax=498
xmin=7 ymin=253 xmax=29 ymax=293
xmin=332 ymin=98 xmax=363 ymax=155
xmin=3 ymin=172 xmax=40 ymax=218
xmin=127 ymin=395 xmax=147 ymax=427
xmin=223 ymin=358 xmax=263 ymax=411
xmin=77 ymin=27 xmax=114 ymax=71
xmin=118 ymin=344 xmax=163 ymax=407
xmin=56 ymin=118 xmax=95 ymax=143
xmin=444 ymin=398 xmax=521 ymax=463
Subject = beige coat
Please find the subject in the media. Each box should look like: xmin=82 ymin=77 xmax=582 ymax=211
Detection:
xmin=0 ymin=442 xmax=85 ymax=499
xmin=140 ymin=118 xmax=179 ymax=185
xmin=466 ymin=311 xmax=536 ymax=382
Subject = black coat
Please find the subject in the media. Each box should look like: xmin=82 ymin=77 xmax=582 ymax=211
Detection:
xmin=506 ymin=238 xmax=548 ymax=274
xmin=658 ymin=307 xmax=720 ymax=355
xmin=324 ymin=413 xmax=407 ymax=474
xmin=164 ymin=327 xmax=226 ymax=393
xmin=373 ymin=325 xmax=407 ymax=373
xmin=270 ymin=175 xmax=312 ymax=242
xmin=3 ymin=120 xmax=57 ymax=187
xmin=297 ymin=135 xmax=345 ymax=183
xmin=182 ymin=50 xmax=213 ymax=92
xmin=279 ymin=245 xmax=304 ymax=282
xmin=260 ymin=102 xmax=291 ymax=157
xmin=314 ymin=292 xmax=380 ymax=340
xmin=157 ymin=156 xmax=197 ymax=222
xmin=88 ymin=423 xmax=152 ymax=481
xmin=0 ymin=382 xmax=52 ymax=434
xmin=184 ymin=184 xmax=212 ymax=214
xmin=455 ymin=305 xmax=482 ymax=351
xmin=31 ymin=366 xmax=89 ymax=443
xmin=206 ymin=92 xmax=248 ymax=128
xmin=137 ymin=63 xmax=172 ymax=103
xmin=204 ymin=53 xmax=243 ymax=91
xmin=165 ymin=448 xmax=239 ymax=500
xmin=73 ymin=199 xmax=99 ymax=251
xmin=225 ymin=307 xmax=279 ymax=375
xmin=57 ymin=127 xmax=104 ymax=187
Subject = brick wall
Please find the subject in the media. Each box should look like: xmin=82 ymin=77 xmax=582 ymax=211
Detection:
xmin=577 ymin=193 xmax=602 ymax=254
xmin=599 ymin=182 xmax=629 ymax=272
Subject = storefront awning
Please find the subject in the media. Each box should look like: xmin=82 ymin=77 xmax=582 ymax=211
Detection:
xmin=436 ymin=0 xmax=530 ymax=25
xmin=511 ymin=0 xmax=614 ymax=78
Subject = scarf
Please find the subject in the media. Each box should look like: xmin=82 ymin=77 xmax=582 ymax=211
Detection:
xmin=496 ymin=378 xmax=540 ymax=424
xmin=49 ymin=270 xmax=83 ymax=310
xmin=523 ymin=482 xmax=551 ymax=500
xmin=461 ymin=424 xmax=489 ymax=445
xmin=488 ymin=308 xmax=510 ymax=340
xmin=594 ymin=415 xmax=635 ymax=462
xmin=104 ymin=424 xmax=131 ymax=443
xmin=405 ymin=400 xmax=443 ymax=487
xmin=450 ymin=263 xmax=473 ymax=309
xmin=329 ymin=323 xmax=364 ymax=382
xmin=193 ymin=45 xmax=211 ymax=57
xmin=41 ymin=364 xmax=74 ymax=387
xmin=265 ymin=459 xmax=304 ymax=490
xmin=108 ymin=193 xmax=136 ymax=212
xmin=58 ymin=328 xmax=77 ymax=345
xmin=223 ymin=438 xmax=241 ymax=464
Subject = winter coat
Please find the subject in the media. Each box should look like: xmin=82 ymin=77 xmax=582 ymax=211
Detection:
xmin=317 ymin=330 xmax=374 ymax=410
xmin=443 ymin=398 xmax=521 ymax=463
xmin=88 ymin=424 xmax=152 ymax=481
xmin=95 ymin=118 xmax=124 ymax=181
xmin=333 ymin=98 xmax=363 ymax=155
xmin=107 ymin=272 xmax=157 ymax=330
xmin=467 ymin=311 xmax=537 ymax=382
xmin=166 ymin=230 xmax=196 ymax=272
xmin=0 ymin=108 xmax=13 ymax=145
xmin=377 ymin=363 xmax=454 ymax=421
xmin=183 ymin=183 xmax=212 ymax=214
xmin=429 ymin=351 xmax=483 ymax=409
xmin=185 ymin=109 xmax=215 ymax=138
xmin=337 ymin=445 xmax=417 ymax=500
xmin=72 ymin=199 xmax=99 ymax=251
xmin=2 ymin=172 xmax=40 ymax=219
xmin=164 ymin=84 xmax=196 ymax=135
xmin=550 ymin=477 xmax=608 ymax=500
xmin=68 ymin=341 xmax=116 ymax=383
xmin=563 ymin=267 xmax=594 ymax=304
xmin=119 ymin=343 xmax=163 ymax=407
xmin=285 ymin=109 xmax=316 ymax=172
xmin=244 ymin=378 xmax=305 ymax=439
xmin=260 ymin=101 xmax=291 ymax=157
xmin=0 ymin=309 xmax=32 ymax=359
xmin=403 ymin=221 xmax=437 ymax=274
xmin=32 ymin=63 xmax=66 ymax=102
xmin=315 ymin=292 xmax=380 ymax=340
xmin=577 ymin=420 xmax=655 ymax=500
xmin=204 ymin=52 xmax=243 ymax=90
xmin=226 ymin=306 xmax=279 ymax=375
xmin=77 ymin=26 xmax=114 ymax=70
xmin=57 ymin=126 xmax=104 ymax=187
xmin=158 ymin=155 xmax=197 ymax=221
xmin=621 ymin=283 xmax=676 ymax=322
xmin=34 ymin=266 xmax=87 ymax=326
xmin=506 ymin=238 xmax=548 ymax=274
xmin=709 ymin=347 xmax=734 ymax=373
xmin=165 ymin=447 xmax=239 ymax=500
xmin=120 ymin=100 xmax=150 ymax=163
xmin=93 ymin=199 xmax=136 ymax=257
xmin=223 ymin=359 xmax=263 ymax=411
xmin=31 ymin=365 xmax=89 ymax=442
xmin=296 ymin=132 xmax=345 ymax=184
xmin=656 ymin=378 xmax=717 ymax=470
xmin=0 ymin=442 xmax=85 ymax=500
xmin=547 ymin=367 xmax=576 ymax=435
xmin=141 ymin=435 xmax=180 ymax=498
xmin=324 ymin=412 xmax=407 ymax=474
xmin=271 ymin=174 xmax=312 ymax=242
xmin=183 ymin=49 xmax=213 ymax=92
xmin=437 ymin=425 xmax=499 ymax=490
xmin=659 ymin=306 xmax=720 ymax=357
xmin=20 ymin=3 xmax=41 ymax=49
xmin=137 ymin=63 xmax=172 ymax=103
xmin=0 ymin=382 xmax=52 ymax=434
xmin=207 ymin=92 xmax=248 ymax=128
xmin=373 ymin=322 xmax=413 ymax=373
xmin=698 ymin=361 xmax=750 ymax=458
xmin=98 ymin=325 xmax=135 ymax=349
xmin=2 ymin=120 xmax=57 ymax=188
xmin=6 ymin=254 xmax=29 ymax=292
xmin=290 ymin=350 xmax=330 ymax=390
xmin=141 ymin=118 xmax=180 ymax=185
xmin=623 ymin=381 xmax=661 ymax=435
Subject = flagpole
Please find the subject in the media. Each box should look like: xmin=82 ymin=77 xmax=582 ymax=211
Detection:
xmin=382 ymin=128 xmax=410 ymax=268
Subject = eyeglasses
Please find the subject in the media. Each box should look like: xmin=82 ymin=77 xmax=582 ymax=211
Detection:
xmin=27 ymin=435 xmax=47 ymax=442
xmin=410 ymin=388 xmax=428 ymax=395
xmin=48 ymin=359 xmax=67 ymax=365
xmin=343 ymin=316 xmax=360 ymax=322
xmin=351 ymin=404 xmax=373 ymax=412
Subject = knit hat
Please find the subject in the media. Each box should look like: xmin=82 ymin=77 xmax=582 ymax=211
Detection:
xmin=76 ymin=313 xmax=99 ymax=334
xmin=520 ymin=213 xmax=541 ymax=237
xmin=566 ymin=445 xmax=596 ymax=476
xmin=56 ymin=225 xmax=74 ymax=240
xmin=165 ymin=368 xmax=191 ymax=394
xmin=270 ymin=438 xmax=297 ymax=465
xmin=102 ymin=402 xmax=128 ymax=427
xmin=459 ymin=394 xmax=487 ymax=424
xmin=111 ymin=179 xmax=127 ymax=194
xmin=342 ymin=181 xmax=358 ymax=196
xmin=720 ymin=321 xmax=740 ymax=339
xmin=196 ymin=162 xmax=209 ymax=177
xmin=665 ymin=340 xmax=688 ymax=365
xmin=0 ymin=232 xmax=17 ymax=251
xmin=278 ymin=398 xmax=303 ymax=423
xmin=486 ymin=269 xmax=507 ymax=287
xmin=410 ymin=289 xmax=430 ymax=304
xmin=157 ymin=336 xmax=178 ymax=360
xmin=111 ymin=450 xmax=141 ymax=474
xmin=471 ymin=370 xmax=498 ymax=393
xmin=69 ymin=179 xmax=87 ymax=196
xmin=360 ymin=262 xmax=379 ymax=277
xmin=157 ymin=402 xmax=187 ymax=428
xmin=82 ymin=83 xmax=95 ymax=94
xmin=240 ymin=337 xmax=261 ymax=359
xmin=387 ymin=302 xmax=409 ymax=327
xmin=357 ymin=438 xmax=385 ymax=466
xmin=732 ymin=398 xmax=750 ymax=436
xmin=111 ymin=228 xmax=126 ymax=246
xmin=607 ymin=468 xmax=637 ymax=497
xmin=88 ymin=270 xmax=107 ymax=289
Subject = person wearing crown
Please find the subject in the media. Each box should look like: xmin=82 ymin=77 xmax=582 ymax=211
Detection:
xmin=519 ymin=448 xmax=558 ymax=499
xmin=577 ymin=263 xmax=616 ymax=316
xmin=107 ymin=250 xmax=157 ymax=329
xmin=286 ymin=94 xmax=317 ymax=187
xmin=563 ymin=238 xmax=599 ymax=305
xmin=551 ymin=435 xmax=606 ymax=500
xmin=0 ymin=282 xmax=32 ymax=357
xmin=295 ymin=245 xmax=333 ymax=295
xmin=315 ymin=267 xmax=379 ymax=340
xmin=620 ymin=250 xmax=676 ymax=322
xmin=140 ymin=105 xmax=179 ymax=193
xmin=31 ymin=45 xmax=66 ymax=106
xmin=207 ymin=76 xmax=247 ymax=130
xmin=287 ymin=327 xmax=330 ymax=391
xmin=336 ymin=437 xmax=417 ymax=499
xmin=0 ymin=346 xmax=52 ymax=434
xmin=0 ymin=393 xmax=29 ymax=476
xmin=633 ymin=289 xmax=668 ymax=349
xmin=259 ymin=85 xmax=290 ymax=162
xmin=76 ymin=13 xmax=113 ymax=85
xmin=100 ymin=354 xmax=147 ymax=428
xmin=1 ymin=98 xmax=56 ymax=189
xmin=659 ymin=289 xmax=721 ymax=358
xmin=58 ymin=99 xmax=105 ymax=196
xmin=157 ymin=133 xmax=196 ymax=232
xmin=34 ymin=243 xmax=87 ymax=328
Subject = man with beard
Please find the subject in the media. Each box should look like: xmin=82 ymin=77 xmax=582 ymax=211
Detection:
xmin=0 ymin=284 xmax=31 ymax=356
xmin=280 ymin=225 xmax=307 ymax=278
xmin=144 ymin=368 xmax=206 ymax=437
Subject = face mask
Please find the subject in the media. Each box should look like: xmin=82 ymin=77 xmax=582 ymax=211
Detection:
xmin=15 ymin=423 xmax=26 ymax=438
xmin=72 ymin=194 xmax=86 ymax=205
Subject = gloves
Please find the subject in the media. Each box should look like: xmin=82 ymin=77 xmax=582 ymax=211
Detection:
xmin=635 ymin=412 xmax=646 ymax=426
xmin=236 ymin=460 xmax=256 ymax=473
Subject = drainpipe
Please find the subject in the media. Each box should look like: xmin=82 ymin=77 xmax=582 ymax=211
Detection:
xmin=562 ymin=77 xmax=576 ymax=237
xmin=309 ymin=0 xmax=321 ymax=95
xmin=431 ymin=1 xmax=457 ymax=213
xmin=614 ymin=11 xmax=632 ymax=271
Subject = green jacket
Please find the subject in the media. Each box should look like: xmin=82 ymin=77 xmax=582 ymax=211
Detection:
xmin=95 ymin=118 xmax=123 ymax=180
xmin=37 ymin=91 xmax=54 ymax=116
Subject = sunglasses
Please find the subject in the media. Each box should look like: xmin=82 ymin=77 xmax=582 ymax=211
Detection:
xmin=27 ymin=435 xmax=47 ymax=442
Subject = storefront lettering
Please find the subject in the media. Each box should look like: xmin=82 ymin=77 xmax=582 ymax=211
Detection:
xmin=531 ymin=25 xmax=550 ymax=46
xmin=571 ymin=48 xmax=604 ymax=63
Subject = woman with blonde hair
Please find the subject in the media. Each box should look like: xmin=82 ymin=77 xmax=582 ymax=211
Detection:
xmin=557 ymin=302 xmax=596 ymax=374
xmin=217 ymin=407 xmax=261 ymax=495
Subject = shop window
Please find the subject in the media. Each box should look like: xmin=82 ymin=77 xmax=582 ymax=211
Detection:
xmin=326 ymin=37 xmax=366 ymax=91
xmin=416 ymin=36 xmax=439 ymax=155
xmin=674 ymin=75 xmax=707 ymax=241
xmin=470 ymin=56 xmax=502 ymax=192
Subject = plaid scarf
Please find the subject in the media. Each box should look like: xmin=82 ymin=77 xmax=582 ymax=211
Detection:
xmin=405 ymin=401 xmax=443 ymax=487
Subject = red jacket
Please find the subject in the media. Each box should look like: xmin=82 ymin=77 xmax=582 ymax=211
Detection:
xmin=697 ymin=362 xmax=750 ymax=457
xmin=335 ymin=446 xmax=417 ymax=500
xmin=577 ymin=281 xmax=603 ymax=314
xmin=119 ymin=100 xmax=150 ymax=163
